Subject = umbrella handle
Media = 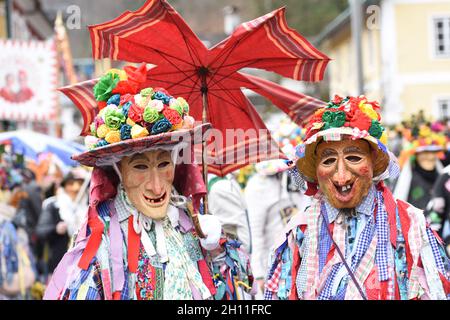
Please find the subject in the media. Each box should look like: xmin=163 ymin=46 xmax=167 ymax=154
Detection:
xmin=186 ymin=200 xmax=206 ymax=239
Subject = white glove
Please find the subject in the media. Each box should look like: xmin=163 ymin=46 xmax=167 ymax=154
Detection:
xmin=197 ymin=214 xmax=222 ymax=251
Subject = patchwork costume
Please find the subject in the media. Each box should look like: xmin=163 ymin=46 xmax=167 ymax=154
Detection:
xmin=44 ymin=65 xmax=253 ymax=300
xmin=265 ymin=95 xmax=450 ymax=300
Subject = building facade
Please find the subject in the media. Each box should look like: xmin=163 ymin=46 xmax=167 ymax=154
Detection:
xmin=316 ymin=0 xmax=450 ymax=125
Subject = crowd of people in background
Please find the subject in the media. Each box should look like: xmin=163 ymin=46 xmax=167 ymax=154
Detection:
xmin=0 ymin=109 xmax=450 ymax=300
xmin=0 ymin=149 xmax=89 ymax=299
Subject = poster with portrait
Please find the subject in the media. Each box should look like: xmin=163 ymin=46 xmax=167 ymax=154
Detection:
xmin=0 ymin=39 xmax=58 ymax=121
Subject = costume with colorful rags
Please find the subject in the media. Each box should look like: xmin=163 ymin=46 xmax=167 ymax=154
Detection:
xmin=43 ymin=65 xmax=253 ymax=300
xmin=265 ymin=95 xmax=450 ymax=300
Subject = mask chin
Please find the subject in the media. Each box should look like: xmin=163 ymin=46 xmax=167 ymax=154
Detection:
xmin=140 ymin=202 xmax=170 ymax=220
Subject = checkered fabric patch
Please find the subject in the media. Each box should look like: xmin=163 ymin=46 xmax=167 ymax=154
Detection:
xmin=426 ymin=228 xmax=447 ymax=277
xmin=376 ymin=191 xmax=389 ymax=282
xmin=265 ymin=262 xmax=282 ymax=292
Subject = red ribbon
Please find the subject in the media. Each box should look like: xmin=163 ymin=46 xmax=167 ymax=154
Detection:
xmin=127 ymin=217 xmax=140 ymax=273
xmin=78 ymin=206 xmax=104 ymax=270
xmin=377 ymin=181 xmax=398 ymax=247
xmin=197 ymin=259 xmax=217 ymax=296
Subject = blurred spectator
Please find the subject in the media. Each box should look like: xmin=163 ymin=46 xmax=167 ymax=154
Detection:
xmin=15 ymin=168 xmax=43 ymax=276
xmin=36 ymin=169 xmax=88 ymax=276
xmin=0 ymin=199 xmax=36 ymax=299
xmin=424 ymin=165 xmax=450 ymax=256
xmin=245 ymin=167 xmax=310 ymax=298
xmin=393 ymin=122 xmax=446 ymax=210
xmin=208 ymin=173 xmax=251 ymax=253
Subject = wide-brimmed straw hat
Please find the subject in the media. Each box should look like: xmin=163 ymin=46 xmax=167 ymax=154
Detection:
xmin=65 ymin=64 xmax=211 ymax=167
xmin=295 ymin=95 xmax=392 ymax=182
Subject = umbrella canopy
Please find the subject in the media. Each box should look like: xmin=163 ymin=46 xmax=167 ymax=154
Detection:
xmin=66 ymin=0 xmax=329 ymax=176
xmin=0 ymin=130 xmax=86 ymax=167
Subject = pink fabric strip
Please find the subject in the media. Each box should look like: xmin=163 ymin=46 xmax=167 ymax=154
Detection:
xmin=108 ymin=202 xmax=125 ymax=293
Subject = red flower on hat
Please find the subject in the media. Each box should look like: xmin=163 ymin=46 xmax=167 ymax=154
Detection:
xmin=124 ymin=63 xmax=147 ymax=86
xmin=128 ymin=103 xmax=144 ymax=123
xmin=332 ymin=94 xmax=344 ymax=105
xmin=367 ymin=99 xmax=381 ymax=111
xmin=98 ymin=100 xmax=107 ymax=110
xmin=348 ymin=96 xmax=366 ymax=110
xmin=348 ymin=108 xmax=372 ymax=132
xmin=120 ymin=93 xmax=135 ymax=105
xmin=112 ymin=80 xmax=140 ymax=95
xmin=163 ymin=107 xmax=182 ymax=125
xmin=111 ymin=63 xmax=147 ymax=96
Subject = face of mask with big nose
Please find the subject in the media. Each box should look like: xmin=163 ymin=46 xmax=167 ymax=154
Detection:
xmin=315 ymin=139 xmax=374 ymax=209
xmin=119 ymin=150 xmax=175 ymax=220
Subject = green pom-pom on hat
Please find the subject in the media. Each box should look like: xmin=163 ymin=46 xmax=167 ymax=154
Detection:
xmin=143 ymin=106 xmax=162 ymax=124
xmin=93 ymin=72 xmax=120 ymax=102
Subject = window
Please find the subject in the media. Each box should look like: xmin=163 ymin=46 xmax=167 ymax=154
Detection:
xmin=438 ymin=98 xmax=450 ymax=121
xmin=433 ymin=17 xmax=450 ymax=57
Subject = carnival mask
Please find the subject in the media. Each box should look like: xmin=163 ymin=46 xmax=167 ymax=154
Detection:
xmin=120 ymin=149 xmax=175 ymax=220
xmin=416 ymin=151 xmax=438 ymax=171
xmin=315 ymin=138 xmax=374 ymax=209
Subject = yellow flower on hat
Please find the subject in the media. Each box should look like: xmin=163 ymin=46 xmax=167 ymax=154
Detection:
xmin=359 ymin=103 xmax=378 ymax=120
xmin=419 ymin=125 xmax=431 ymax=138
xmin=172 ymin=121 xmax=184 ymax=131
xmin=379 ymin=130 xmax=388 ymax=146
xmin=108 ymin=68 xmax=127 ymax=81
xmin=131 ymin=124 xmax=149 ymax=139
xmin=126 ymin=118 xmax=136 ymax=126
xmin=312 ymin=122 xmax=324 ymax=130
xmin=97 ymin=124 xmax=111 ymax=138
xmin=105 ymin=130 xmax=121 ymax=144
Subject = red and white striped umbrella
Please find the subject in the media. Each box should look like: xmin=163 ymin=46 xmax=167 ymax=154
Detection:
xmin=62 ymin=0 xmax=329 ymax=176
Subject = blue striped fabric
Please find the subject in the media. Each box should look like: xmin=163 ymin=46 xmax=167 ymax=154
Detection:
xmin=375 ymin=191 xmax=389 ymax=281
xmin=425 ymin=228 xmax=447 ymax=277
xmin=317 ymin=192 xmax=376 ymax=299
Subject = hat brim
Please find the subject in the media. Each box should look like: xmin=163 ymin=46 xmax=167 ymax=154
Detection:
xmin=415 ymin=145 xmax=444 ymax=153
xmin=72 ymin=123 xmax=211 ymax=167
xmin=296 ymin=128 xmax=390 ymax=182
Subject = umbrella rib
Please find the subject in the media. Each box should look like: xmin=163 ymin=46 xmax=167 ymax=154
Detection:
xmin=163 ymin=8 xmax=203 ymax=67
xmin=206 ymin=70 xmax=260 ymax=91
xmin=152 ymin=50 xmax=199 ymax=85
xmin=185 ymin=75 xmax=202 ymax=103
xmin=154 ymin=70 xmax=200 ymax=91
xmin=211 ymin=81 xmax=247 ymax=113
xmin=150 ymin=76 xmax=198 ymax=90
xmin=206 ymin=40 xmax=241 ymax=88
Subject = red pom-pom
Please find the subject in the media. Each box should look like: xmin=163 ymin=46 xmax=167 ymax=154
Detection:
xmin=112 ymin=80 xmax=139 ymax=95
xmin=124 ymin=63 xmax=147 ymax=86
xmin=349 ymin=109 xmax=372 ymax=132
xmin=98 ymin=100 xmax=107 ymax=110
xmin=332 ymin=94 xmax=344 ymax=105
xmin=120 ymin=93 xmax=135 ymax=105
xmin=163 ymin=108 xmax=182 ymax=125
xmin=128 ymin=103 xmax=144 ymax=123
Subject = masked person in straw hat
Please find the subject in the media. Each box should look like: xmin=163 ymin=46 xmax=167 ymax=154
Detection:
xmin=264 ymin=95 xmax=450 ymax=300
xmin=43 ymin=64 xmax=253 ymax=300
xmin=393 ymin=121 xmax=447 ymax=210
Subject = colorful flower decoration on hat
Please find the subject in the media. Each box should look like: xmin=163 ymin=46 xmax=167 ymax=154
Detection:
xmin=303 ymin=95 xmax=387 ymax=146
xmin=397 ymin=121 xmax=448 ymax=168
xmin=87 ymin=64 xmax=195 ymax=150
